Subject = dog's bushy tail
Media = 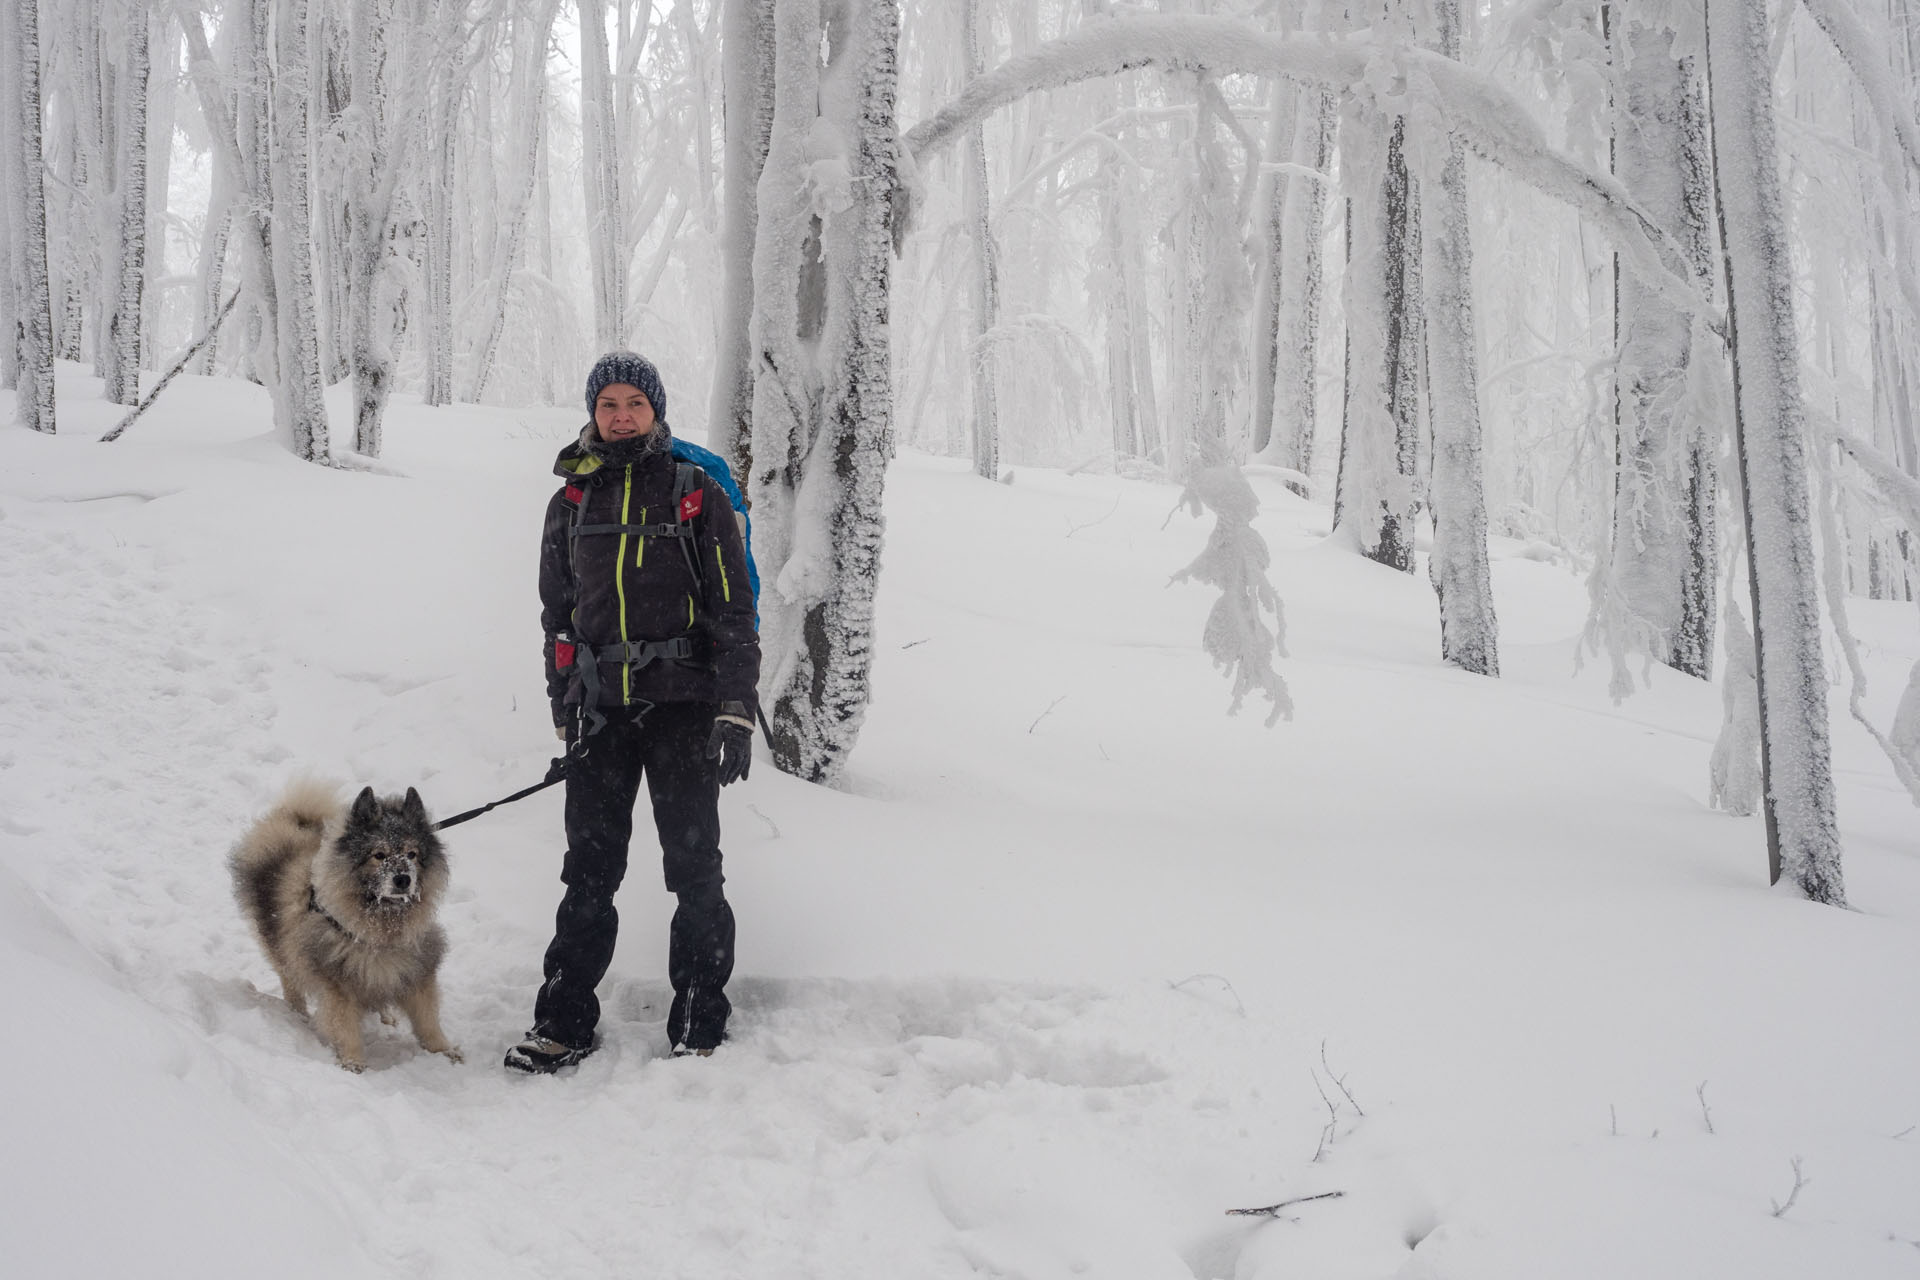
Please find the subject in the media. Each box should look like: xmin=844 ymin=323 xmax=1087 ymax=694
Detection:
xmin=230 ymin=779 xmax=340 ymax=933
xmin=267 ymin=777 xmax=341 ymax=837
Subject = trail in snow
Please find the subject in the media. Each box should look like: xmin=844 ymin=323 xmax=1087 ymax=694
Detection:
xmin=3 ymin=371 xmax=1918 ymax=1278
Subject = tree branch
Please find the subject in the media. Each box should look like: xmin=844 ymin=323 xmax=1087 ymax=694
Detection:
xmin=1227 ymin=1190 xmax=1345 ymax=1217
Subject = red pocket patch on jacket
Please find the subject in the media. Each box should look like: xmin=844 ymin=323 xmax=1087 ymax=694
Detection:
xmin=679 ymin=487 xmax=704 ymax=522
xmin=554 ymin=640 xmax=576 ymax=669
xmin=565 ymin=484 xmax=584 ymax=504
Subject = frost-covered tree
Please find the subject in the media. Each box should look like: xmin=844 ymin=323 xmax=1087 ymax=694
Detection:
xmin=5 ymin=0 xmax=58 ymax=434
xmin=1422 ymin=0 xmax=1498 ymax=675
xmin=749 ymin=0 xmax=900 ymax=784
xmin=1336 ymin=101 xmax=1421 ymax=573
xmin=1703 ymin=0 xmax=1843 ymax=903
xmin=961 ymin=0 xmax=999 ymax=482
xmin=466 ymin=0 xmax=560 ymax=404
xmin=709 ymin=0 xmax=774 ymax=472
xmin=1253 ymin=84 xmax=1334 ymax=486
xmin=102 ymin=0 xmax=153 ymax=408
xmin=1709 ymin=584 xmax=1763 ymax=816
xmin=269 ymin=0 xmax=329 ymax=462
xmin=1592 ymin=0 xmax=1719 ymax=684
xmin=328 ymin=0 xmax=444 ymax=456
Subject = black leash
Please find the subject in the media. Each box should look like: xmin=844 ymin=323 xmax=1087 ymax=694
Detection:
xmin=431 ymin=704 xmax=772 ymax=833
xmin=432 ymin=752 xmax=573 ymax=832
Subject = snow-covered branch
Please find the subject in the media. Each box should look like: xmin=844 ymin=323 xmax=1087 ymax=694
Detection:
xmin=901 ymin=15 xmax=1709 ymax=319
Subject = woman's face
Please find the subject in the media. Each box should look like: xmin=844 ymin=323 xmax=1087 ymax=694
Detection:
xmin=594 ymin=383 xmax=656 ymax=441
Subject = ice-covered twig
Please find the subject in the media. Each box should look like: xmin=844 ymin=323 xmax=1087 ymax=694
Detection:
xmin=1310 ymin=1070 xmax=1341 ymax=1162
xmin=1320 ymin=1041 xmax=1364 ymax=1118
xmin=1227 ymin=1190 xmax=1345 ymax=1217
xmin=1027 ymin=696 xmax=1067 ymax=734
xmin=1169 ymin=973 xmax=1247 ymax=1017
xmin=1770 ymin=1158 xmax=1809 ymax=1218
xmin=1066 ymin=497 xmax=1123 ymax=538
xmin=1697 ymin=1081 xmax=1715 ymax=1135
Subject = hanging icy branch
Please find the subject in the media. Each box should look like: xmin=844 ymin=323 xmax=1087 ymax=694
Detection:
xmin=901 ymin=15 xmax=1709 ymax=320
xmin=1169 ymin=460 xmax=1293 ymax=726
xmin=1813 ymin=437 xmax=1920 ymax=807
xmin=1798 ymin=0 xmax=1920 ymax=184
xmin=1834 ymin=434 xmax=1920 ymax=534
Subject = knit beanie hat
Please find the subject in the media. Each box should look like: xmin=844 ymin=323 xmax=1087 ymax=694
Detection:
xmin=585 ymin=351 xmax=667 ymax=423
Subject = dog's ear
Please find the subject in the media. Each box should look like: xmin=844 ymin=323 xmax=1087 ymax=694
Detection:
xmin=401 ymin=787 xmax=428 ymax=825
xmin=350 ymin=786 xmax=381 ymax=827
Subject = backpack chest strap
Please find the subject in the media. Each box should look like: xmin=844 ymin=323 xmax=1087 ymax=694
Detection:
xmin=570 ymin=521 xmax=692 ymax=539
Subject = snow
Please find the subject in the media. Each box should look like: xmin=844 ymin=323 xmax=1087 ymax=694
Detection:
xmin=3 ymin=364 xmax=1919 ymax=1277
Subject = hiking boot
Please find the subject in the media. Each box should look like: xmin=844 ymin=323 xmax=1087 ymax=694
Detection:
xmin=670 ymin=1043 xmax=716 ymax=1059
xmin=503 ymin=1031 xmax=595 ymax=1075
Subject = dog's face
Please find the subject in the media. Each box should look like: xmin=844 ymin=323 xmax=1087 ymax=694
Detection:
xmin=337 ymin=786 xmax=444 ymax=911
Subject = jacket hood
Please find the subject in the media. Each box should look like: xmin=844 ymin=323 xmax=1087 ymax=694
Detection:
xmin=553 ymin=420 xmax=676 ymax=480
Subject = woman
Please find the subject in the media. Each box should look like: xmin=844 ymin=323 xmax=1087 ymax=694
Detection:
xmin=505 ymin=352 xmax=759 ymax=1074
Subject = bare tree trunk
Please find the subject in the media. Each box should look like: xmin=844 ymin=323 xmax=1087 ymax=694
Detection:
xmin=1703 ymin=0 xmax=1844 ymax=903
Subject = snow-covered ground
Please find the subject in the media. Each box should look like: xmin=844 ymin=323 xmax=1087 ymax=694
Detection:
xmin=3 ymin=366 xmax=1916 ymax=1279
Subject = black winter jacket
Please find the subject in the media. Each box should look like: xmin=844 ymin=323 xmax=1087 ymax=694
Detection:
xmin=540 ymin=425 xmax=760 ymax=723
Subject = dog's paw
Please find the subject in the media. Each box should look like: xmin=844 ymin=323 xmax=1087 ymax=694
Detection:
xmin=379 ymin=1010 xmax=399 ymax=1028
xmin=339 ymin=1059 xmax=367 ymax=1074
xmin=440 ymin=1047 xmax=465 ymax=1065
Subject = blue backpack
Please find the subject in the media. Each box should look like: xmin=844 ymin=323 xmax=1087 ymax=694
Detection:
xmin=670 ymin=437 xmax=761 ymax=623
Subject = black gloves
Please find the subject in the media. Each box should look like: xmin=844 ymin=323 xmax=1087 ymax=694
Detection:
xmin=707 ymin=702 xmax=755 ymax=786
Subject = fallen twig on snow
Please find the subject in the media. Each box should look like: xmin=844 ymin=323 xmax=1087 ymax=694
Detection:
xmin=1027 ymin=695 xmax=1066 ymax=734
xmin=1321 ymin=1041 xmax=1364 ymax=1118
xmin=1227 ymin=1191 xmax=1345 ymax=1218
xmin=1168 ymin=973 xmax=1246 ymax=1016
xmin=101 ymin=290 xmax=241 ymax=443
xmin=1310 ymin=1070 xmax=1340 ymax=1162
xmin=1770 ymin=1157 xmax=1809 ymax=1218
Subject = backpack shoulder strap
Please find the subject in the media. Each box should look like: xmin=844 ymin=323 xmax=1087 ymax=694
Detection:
xmin=673 ymin=462 xmax=708 ymax=596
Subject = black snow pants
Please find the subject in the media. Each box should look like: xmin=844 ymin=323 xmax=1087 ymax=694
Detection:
xmin=533 ymin=700 xmax=734 ymax=1051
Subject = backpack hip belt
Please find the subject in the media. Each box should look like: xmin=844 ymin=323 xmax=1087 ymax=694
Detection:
xmin=572 ymin=635 xmax=698 ymax=734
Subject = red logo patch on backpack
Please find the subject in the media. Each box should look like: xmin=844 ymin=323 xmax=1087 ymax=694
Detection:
xmin=565 ymin=484 xmax=584 ymax=504
xmin=679 ymin=487 xmax=703 ymax=523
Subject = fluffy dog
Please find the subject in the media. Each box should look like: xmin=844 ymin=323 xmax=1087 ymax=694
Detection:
xmin=230 ymin=780 xmax=461 ymax=1071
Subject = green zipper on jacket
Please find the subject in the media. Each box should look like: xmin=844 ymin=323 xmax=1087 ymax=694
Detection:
xmin=616 ymin=467 xmax=633 ymax=704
